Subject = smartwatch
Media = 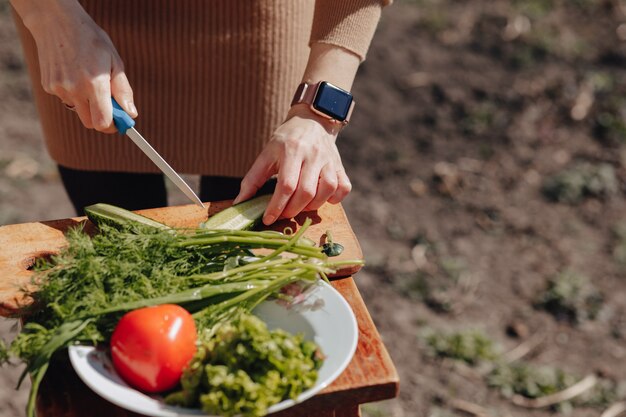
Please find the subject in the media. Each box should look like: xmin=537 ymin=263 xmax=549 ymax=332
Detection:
xmin=290 ymin=81 xmax=355 ymax=126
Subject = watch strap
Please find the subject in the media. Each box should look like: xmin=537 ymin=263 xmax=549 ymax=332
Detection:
xmin=290 ymin=82 xmax=319 ymax=107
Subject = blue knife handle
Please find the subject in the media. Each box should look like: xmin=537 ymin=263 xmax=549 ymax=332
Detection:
xmin=111 ymin=98 xmax=135 ymax=134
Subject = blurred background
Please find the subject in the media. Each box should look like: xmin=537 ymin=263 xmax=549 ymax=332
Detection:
xmin=2 ymin=0 xmax=626 ymax=416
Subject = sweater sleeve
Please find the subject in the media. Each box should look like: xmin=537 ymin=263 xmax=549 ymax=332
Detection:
xmin=309 ymin=0 xmax=391 ymax=62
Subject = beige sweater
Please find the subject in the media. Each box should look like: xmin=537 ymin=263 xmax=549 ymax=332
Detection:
xmin=15 ymin=0 xmax=389 ymax=176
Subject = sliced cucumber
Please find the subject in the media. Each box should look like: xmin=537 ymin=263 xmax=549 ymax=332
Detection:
xmin=85 ymin=203 xmax=170 ymax=230
xmin=200 ymin=194 xmax=271 ymax=230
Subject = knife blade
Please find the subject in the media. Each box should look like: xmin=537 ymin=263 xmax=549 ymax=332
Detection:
xmin=111 ymin=98 xmax=205 ymax=208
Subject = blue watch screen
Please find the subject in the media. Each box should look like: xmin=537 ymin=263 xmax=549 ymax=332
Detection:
xmin=313 ymin=82 xmax=353 ymax=122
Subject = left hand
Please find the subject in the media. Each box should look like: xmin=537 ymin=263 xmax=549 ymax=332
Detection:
xmin=233 ymin=105 xmax=352 ymax=225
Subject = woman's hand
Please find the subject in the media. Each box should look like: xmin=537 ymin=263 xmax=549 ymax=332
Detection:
xmin=235 ymin=42 xmax=361 ymax=225
xmin=234 ymin=105 xmax=352 ymax=225
xmin=13 ymin=0 xmax=136 ymax=132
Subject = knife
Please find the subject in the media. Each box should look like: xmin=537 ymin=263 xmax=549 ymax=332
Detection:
xmin=111 ymin=98 xmax=205 ymax=208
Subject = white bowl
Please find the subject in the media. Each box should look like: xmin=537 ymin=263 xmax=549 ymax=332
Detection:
xmin=68 ymin=280 xmax=358 ymax=417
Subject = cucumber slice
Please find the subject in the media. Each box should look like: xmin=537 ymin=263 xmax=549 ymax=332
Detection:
xmin=200 ymin=194 xmax=271 ymax=230
xmin=85 ymin=203 xmax=170 ymax=230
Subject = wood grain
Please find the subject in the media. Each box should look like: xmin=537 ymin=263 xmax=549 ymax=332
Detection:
xmin=0 ymin=202 xmax=363 ymax=316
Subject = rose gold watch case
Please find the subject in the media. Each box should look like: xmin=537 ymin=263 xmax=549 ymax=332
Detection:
xmin=291 ymin=81 xmax=355 ymax=126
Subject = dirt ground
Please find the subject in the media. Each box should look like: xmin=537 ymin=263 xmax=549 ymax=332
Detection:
xmin=2 ymin=1 xmax=626 ymax=416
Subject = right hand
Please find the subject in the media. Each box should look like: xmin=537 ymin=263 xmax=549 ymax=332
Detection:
xmin=20 ymin=0 xmax=137 ymax=132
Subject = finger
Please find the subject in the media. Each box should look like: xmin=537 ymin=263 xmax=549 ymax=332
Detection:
xmin=111 ymin=68 xmax=137 ymax=118
xmin=281 ymin=160 xmax=322 ymax=219
xmin=303 ymin=163 xmax=338 ymax=211
xmin=328 ymin=166 xmax=352 ymax=204
xmin=49 ymin=83 xmax=75 ymax=109
xmin=233 ymin=152 xmax=276 ymax=205
xmin=50 ymin=87 xmax=94 ymax=130
xmin=263 ymin=156 xmax=302 ymax=225
xmin=88 ymin=75 xmax=116 ymax=133
xmin=74 ymin=99 xmax=94 ymax=130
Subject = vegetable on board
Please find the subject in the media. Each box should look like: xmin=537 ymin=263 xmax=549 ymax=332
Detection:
xmin=110 ymin=304 xmax=198 ymax=393
xmin=321 ymin=230 xmax=344 ymax=257
xmin=200 ymin=194 xmax=271 ymax=230
xmin=85 ymin=203 xmax=170 ymax=230
xmin=86 ymin=194 xmax=271 ymax=232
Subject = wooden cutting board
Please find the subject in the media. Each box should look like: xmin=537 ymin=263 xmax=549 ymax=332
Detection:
xmin=0 ymin=202 xmax=362 ymax=317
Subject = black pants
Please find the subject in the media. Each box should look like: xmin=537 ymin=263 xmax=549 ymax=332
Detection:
xmin=58 ymin=165 xmax=275 ymax=216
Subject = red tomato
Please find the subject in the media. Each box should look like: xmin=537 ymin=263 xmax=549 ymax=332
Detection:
xmin=110 ymin=304 xmax=197 ymax=393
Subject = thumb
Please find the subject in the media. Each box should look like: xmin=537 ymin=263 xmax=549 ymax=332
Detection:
xmin=111 ymin=69 xmax=137 ymax=118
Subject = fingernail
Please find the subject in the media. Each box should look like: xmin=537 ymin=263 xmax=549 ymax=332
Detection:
xmin=127 ymin=101 xmax=138 ymax=117
xmin=232 ymin=195 xmax=242 ymax=205
xmin=263 ymin=215 xmax=275 ymax=225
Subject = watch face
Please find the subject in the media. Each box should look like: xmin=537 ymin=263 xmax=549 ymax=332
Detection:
xmin=313 ymin=82 xmax=353 ymax=122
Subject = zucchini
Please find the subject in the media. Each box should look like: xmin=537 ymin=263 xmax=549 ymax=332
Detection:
xmin=200 ymin=194 xmax=271 ymax=230
xmin=85 ymin=203 xmax=170 ymax=230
